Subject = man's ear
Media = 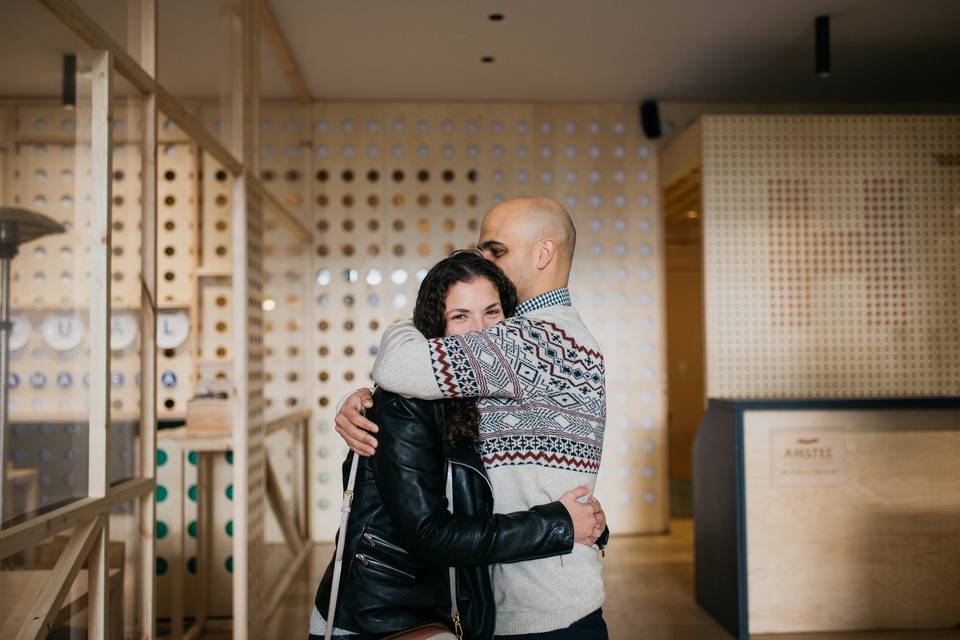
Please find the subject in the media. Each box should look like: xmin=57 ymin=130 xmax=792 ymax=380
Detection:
xmin=536 ymin=239 xmax=557 ymax=270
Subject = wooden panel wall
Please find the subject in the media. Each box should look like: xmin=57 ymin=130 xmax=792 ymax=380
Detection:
xmin=702 ymin=115 xmax=960 ymax=398
xmin=249 ymin=103 xmax=667 ymax=537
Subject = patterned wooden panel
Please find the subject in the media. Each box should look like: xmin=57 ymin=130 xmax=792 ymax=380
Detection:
xmin=702 ymin=115 xmax=960 ymax=398
xmin=296 ymin=103 xmax=666 ymax=538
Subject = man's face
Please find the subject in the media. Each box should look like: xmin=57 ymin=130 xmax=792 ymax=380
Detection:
xmin=477 ymin=208 xmax=537 ymax=300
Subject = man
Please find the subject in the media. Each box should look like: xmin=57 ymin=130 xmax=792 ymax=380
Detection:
xmin=336 ymin=197 xmax=608 ymax=639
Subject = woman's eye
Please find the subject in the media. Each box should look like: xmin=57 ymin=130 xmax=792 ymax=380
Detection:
xmin=451 ymin=314 xmax=466 ymax=321
xmin=486 ymin=309 xmax=501 ymax=316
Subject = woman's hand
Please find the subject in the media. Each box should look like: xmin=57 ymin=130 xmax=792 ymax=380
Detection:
xmin=558 ymin=485 xmax=603 ymax=546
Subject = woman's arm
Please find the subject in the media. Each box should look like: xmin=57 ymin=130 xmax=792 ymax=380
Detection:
xmin=372 ymin=394 xmax=576 ymax=567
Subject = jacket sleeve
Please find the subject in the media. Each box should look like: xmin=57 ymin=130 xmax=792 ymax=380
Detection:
xmin=372 ymin=395 xmax=574 ymax=567
xmin=372 ymin=317 xmax=572 ymax=400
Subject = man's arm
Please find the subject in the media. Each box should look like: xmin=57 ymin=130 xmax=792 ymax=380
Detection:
xmin=372 ymin=317 xmax=557 ymax=400
xmin=370 ymin=320 xmax=445 ymax=400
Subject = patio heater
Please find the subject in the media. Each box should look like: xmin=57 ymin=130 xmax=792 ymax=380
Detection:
xmin=0 ymin=207 xmax=65 ymax=527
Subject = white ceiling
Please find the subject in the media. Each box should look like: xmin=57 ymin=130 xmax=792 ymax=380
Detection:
xmin=2 ymin=0 xmax=959 ymax=103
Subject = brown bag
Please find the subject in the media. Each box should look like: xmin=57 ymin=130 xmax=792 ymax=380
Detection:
xmin=384 ymin=622 xmax=458 ymax=639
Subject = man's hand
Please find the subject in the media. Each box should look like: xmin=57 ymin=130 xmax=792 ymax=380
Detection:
xmin=334 ymin=388 xmax=379 ymax=456
xmin=558 ymin=485 xmax=604 ymax=546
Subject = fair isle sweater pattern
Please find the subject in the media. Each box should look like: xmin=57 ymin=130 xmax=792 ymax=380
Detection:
xmin=427 ymin=314 xmax=605 ymax=473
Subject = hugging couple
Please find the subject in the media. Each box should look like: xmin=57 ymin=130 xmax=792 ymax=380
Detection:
xmin=310 ymin=197 xmax=609 ymax=640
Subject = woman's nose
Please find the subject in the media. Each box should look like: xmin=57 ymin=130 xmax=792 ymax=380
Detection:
xmin=462 ymin=316 xmax=483 ymax=333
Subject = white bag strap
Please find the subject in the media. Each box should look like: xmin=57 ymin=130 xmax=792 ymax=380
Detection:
xmin=446 ymin=463 xmax=461 ymax=639
xmin=324 ymin=451 xmax=360 ymax=640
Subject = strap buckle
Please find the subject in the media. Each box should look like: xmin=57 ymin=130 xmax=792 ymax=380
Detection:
xmin=452 ymin=613 xmax=463 ymax=640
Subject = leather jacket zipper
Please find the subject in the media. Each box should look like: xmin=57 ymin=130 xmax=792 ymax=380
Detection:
xmin=362 ymin=532 xmax=408 ymax=556
xmin=355 ymin=553 xmax=416 ymax=580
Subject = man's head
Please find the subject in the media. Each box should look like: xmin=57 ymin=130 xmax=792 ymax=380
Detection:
xmin=477 ymin=197 xmax=576 ymax=302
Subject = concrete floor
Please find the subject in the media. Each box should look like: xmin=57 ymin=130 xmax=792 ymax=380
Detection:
xmin=201 ymin=519 xmax=960 ymax=639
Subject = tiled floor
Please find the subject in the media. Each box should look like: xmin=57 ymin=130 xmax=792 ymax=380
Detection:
xmin=201 ymin=520 xmax=959 ymax=639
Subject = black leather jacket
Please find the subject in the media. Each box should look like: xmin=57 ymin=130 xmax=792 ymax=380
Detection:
xmin=314 ymin=389 xmax=575 ymax=639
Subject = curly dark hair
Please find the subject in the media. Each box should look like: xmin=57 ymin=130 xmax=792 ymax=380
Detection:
xmin=413 ymin=250 xmax=517 ymax=447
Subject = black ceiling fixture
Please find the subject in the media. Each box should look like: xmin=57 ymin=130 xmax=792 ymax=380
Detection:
xmin=815 ymin=15 xmax=831 ymax=78
xmin=488 ymin=13 xmax=504 ymax=22
xmin=481 ymin=56 xmax=495 ymax=64
xmin=62 ymin=53 xmax=76 ymax=110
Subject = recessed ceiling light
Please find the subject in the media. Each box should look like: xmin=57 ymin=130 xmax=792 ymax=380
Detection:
xmin=481 ymin=56 xmax=495 ymax=64
xmin=488 ymin=13 xmax=504 ymax=21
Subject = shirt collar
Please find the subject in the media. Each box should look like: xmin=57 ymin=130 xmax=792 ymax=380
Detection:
xmin=516 ymin=288 xmax=572 ymax=316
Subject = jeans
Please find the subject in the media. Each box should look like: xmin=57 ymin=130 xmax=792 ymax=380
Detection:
xmin=494 ymin=609 xmax=609 ymax=640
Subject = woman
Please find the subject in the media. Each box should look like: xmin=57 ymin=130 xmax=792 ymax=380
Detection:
xmin=310 ymin=251 xmax=605 ymax=640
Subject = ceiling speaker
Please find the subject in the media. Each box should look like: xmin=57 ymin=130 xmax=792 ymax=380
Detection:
xmin=640 ymin=100 xmax=661 ymax=140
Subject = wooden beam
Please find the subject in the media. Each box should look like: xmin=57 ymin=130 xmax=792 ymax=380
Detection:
xmin=86 ymin=48 xmax=113 ymax=638
xmin=15 ymin=516 xmax=103 ymax=640
xmin=132 ymin=0 xmax=159 ymax=637
xmin=253 ymin=178 xmax=311 ymax=242
xmin=230 ymin=0 xmax=262 ymax=636
xmin=262 ymin=542 xmax=313 ymax=623
xmin=157 ymin=86 xmax=242 ymax=175
xmin=260 ymin=0 xmax=312 ymax=105
xmin=87 ymin=519 xmax=110 ymax=638
xmin=265 ymin=456 xmax=305 ymax=554
xmin=265 ymin=408 xmax=311 ymax=436
xmin=87 ymin=47 xmax=112 ymax=501
xmin=36 ymin=0 xmax=243 ymax=176
xmin=37 ymin=0 xmax=153 ymax=93
xmin=0 ymin=477 xmax=153 ymax=560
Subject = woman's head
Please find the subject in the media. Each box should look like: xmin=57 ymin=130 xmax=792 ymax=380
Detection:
xmin=413 ymin=250 xmax=517 ymax=339
xmin=413 ymin=250 xmax=517 ymax=446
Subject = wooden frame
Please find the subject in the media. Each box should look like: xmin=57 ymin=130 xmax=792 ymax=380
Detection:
xmin=134 ymin=0 xmax=159 ymax=637
xmin=6 ymin=0 xmax=271 ymax=637
xmin=260 ymin=0 xmax=312 ymax=105
xmin=86 ymin=48 xmax=113 ymax=638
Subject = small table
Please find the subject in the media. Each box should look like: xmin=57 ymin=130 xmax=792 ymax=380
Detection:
xmin=160 ymin=409 xmax=311 ymax=639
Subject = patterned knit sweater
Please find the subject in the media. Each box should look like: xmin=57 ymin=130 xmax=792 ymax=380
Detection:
xmin=372 ymin=288 xmax=606 ymax=635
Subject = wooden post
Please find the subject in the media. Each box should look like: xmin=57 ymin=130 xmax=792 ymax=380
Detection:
xmin=132 ymin=0 xmax=159 ymax=637
xmin=229 ymin=0 xmax=262 ymax=637
xmin=87 ymin=47 xmax=114 ymax=638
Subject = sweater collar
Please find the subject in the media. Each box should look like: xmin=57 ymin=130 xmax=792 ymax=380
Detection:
xmin=516 ymin=288 xmax=572 ymax=316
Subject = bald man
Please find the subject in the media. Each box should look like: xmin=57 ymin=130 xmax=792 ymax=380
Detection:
xmin=335 ymin=197 xmax=609 ymax=639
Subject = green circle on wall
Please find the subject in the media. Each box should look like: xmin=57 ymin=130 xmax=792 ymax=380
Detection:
xmin=188 ymin=484 xmax=198 ymax=502
xmin=187 ymin=557 xmax=197 ymax=575
xmin=225 ymin=556 xmax=233 ymax=573
xmin=188 ymin=451 xmax=198 ymax=466
xmin=225 ymin=520 xmax=233 ymax=537
xmin=156 ymin=521 xmax=168 ymax=539
xmin=187 ymin=520 xmax=198 ymax=538
xmin=156 ymin=485 xmax=168 ymax=502
xmin=225 ymin=451 xmax=234 ymax=465
xmin=157 ymin=449 xmax=168 ymax=466
xmin=156 ymin=557 xmax=168 ymax=576
xmin=226 ymin=484 xmax=234 ymax=501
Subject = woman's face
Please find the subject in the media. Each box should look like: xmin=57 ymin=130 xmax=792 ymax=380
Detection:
xmin=443 ymin=277 xmax=505 ymax=336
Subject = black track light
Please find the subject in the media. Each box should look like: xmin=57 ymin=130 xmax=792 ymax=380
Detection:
xmin=815 ymin=15 xmax=831 ymax=78
xmin=62 ymin=53 xmax=76 ymax=110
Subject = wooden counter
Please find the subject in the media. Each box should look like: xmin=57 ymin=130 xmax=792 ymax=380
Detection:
xmin=692 ymin=397 xmax=960 ymax=638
